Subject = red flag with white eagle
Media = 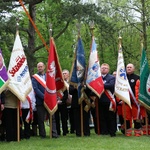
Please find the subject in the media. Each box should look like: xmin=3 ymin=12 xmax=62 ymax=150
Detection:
xmin=44 ymin=37 xmax=65 ymax=115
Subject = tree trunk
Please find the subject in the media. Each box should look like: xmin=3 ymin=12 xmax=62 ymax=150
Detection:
xmin=26 ymin=3 xmax=36 ymax=75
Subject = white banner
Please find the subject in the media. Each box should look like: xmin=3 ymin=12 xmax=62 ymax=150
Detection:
xmin=115 ymin=45 xmax=131 ymax=108
xmin=7 ymin=31 xmax=32 ymax=101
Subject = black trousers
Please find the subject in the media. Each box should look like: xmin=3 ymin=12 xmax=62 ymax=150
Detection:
xmin=90 ymin=107 xmax=97 ymax=134
xmin=21 ymin=109 xmax=31 ymax=139
xmin=3 ymin=108 xmax=17 ymax=141
xmin=73 ymin=104 xmax=90 ymax=136
xmin=55 ymin=104 xmax=67 ymax=135
xmin=98 ymin=102 xmax=116 ymax=136
xmin=36 ymin=105 xmax=46 ymax=137
xmin=36 ymin=105 xmax=57 ymax=137
xmin=67 ymin=107 xmax=74 ymax=133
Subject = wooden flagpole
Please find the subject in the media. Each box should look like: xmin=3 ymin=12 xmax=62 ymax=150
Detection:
xmin=95 ymin=96 xmax=100 ymax=135
xmin=18 ymin=0 xmax=49 ymax=52
xmin=118 ymin=37 xmax=127 ymax=135
xmin=49 ymin=115 xmax=52 ymax=138
xmin=140 ymin=33 xmax=148 ymax=135
xmin=123 ymin=102 xmax=127 ymax=135
xmin=80 ymin=102 xmax=84 ymax=137
xmin=76 ymin=23 xmax=84 ymax=137
xmin=15 ymin=20 xmax=20 ymax=142
xmin=17 ymin=100 xmax=20 ymax=142
xmin=89 ymin=21 xmax=101 ymax=135
xmin=49 ymin=23 xmax=53 ymax=139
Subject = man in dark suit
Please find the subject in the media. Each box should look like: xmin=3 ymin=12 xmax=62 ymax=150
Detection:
xmin=32 ymin=62 xmax=58 ymax=138
xmin=98 ymin=63 xmax=116 ymax=137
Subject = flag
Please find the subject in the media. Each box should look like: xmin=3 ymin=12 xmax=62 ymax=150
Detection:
xmin=7 ymin=31 xmax=32 ymax=101
xmin=0 ymin=49 xmax=9 ymax=93
xmin=139 ymin=48 xmax=150 ymax=110
xmin=25 ymin=88 xmax=36 ymax=123
xmin=44 ymin=37 xmax=65 ymax=115
xmin=86 ymin=36 xmax=104 ymax=97
xmin=70 ymin=37 xmax=86 ymax=103
xmin=114 ymin=44 xmax=131 ymax=108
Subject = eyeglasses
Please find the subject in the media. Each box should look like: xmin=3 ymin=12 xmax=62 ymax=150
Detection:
xmin=101 ymin=67 xmax=108 ymax=69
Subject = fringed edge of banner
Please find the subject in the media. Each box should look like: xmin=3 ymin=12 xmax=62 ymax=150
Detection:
xmin=115 ymin=92 xmax=132 ymax=109
xmin=78 ymin=87 xmax=92 ymax=112
xmin=44 ymin=102 xmax=58 ymax=116
xmin=78 ymin=87 xmax=85 ymax=104
xmin=69 ymin=82 xmax=78 ymax=89
xmin=8 ymin=85 xmax=32 ymax=102
xmin=139 ymin=100 xmax=150 ymax=111
xmin=86 ymin=83 xmax=104 ymax=99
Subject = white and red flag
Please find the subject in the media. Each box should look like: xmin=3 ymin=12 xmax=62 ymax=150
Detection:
xmin=7 ymin=31 xmax=32 ymax=101
xmin=86 ymin=36 xmax=104 ymax=97
xmin=44 ymin=37 xmax=65 ymax=115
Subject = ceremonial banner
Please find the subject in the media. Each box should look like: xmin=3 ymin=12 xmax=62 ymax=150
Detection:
xmin=7 ymin=31 xmax=32 ymax=101
xmin=114 ymin=44 xmax=131 ymax=108
xmin=139 ymin=48 xmax=150 ymax=110
xmin=25 ymin=88 xmax=36 ymax=123
xmin=86 ymin=36 xmax=104 ymax=97
xmin=44 ymin=37 xmax=65 ymax=115
xmin=0 ymin=49 xmax=9 ymax=93
xmin=70 ymin=37 xmax=86 ymax=102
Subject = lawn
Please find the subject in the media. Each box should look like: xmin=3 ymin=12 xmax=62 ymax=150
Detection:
xmin=0 ymin=129 xmax=150 ymax=150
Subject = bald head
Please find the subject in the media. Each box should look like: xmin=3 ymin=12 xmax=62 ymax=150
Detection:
xmin=37 ymin=62 xmax=45 ymax=74
xmin=126 ymin=63 xmax=135 ymax=75
xmin=113 ymin=71 xmax=116 ymax=77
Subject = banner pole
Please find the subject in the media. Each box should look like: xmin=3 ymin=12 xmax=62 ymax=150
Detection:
xmin=95 ymin=96 xmax=100 ymax=135
xmin=49 ymin=114 xmax=52 ymax=138
xmin=80 ymin=102 xmax=84 ymax=137
xmin=18 ymin=0 xmax=49 ymax=52
xmin=17 ymin=100 xmax=20 ymax=142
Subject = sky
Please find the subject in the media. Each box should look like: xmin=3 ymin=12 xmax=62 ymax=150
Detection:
xmin=81 ymin=0 xmax=98 ymax=4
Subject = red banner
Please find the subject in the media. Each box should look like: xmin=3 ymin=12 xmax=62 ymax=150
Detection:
xmin=44 ymin=37 xmax=65 ymax=115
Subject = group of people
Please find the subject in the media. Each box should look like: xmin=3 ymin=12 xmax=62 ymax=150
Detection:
xmin=0 ymin=61 xmax=150 ymax=142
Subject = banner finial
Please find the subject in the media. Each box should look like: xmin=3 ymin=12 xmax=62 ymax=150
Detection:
xmin=89 ymin=21 xmax=95 ymax=36
xmin=49 ymin=23 xmax=52 ymax=37
xmin=76 ymin=23 xmax=81 ymax=36
xmin=118 ymin=36 xmax=122 ymax=49
xmin=140 ymin=32 xmax=144 ymax=49
xmin=16 ymin=17 xmax=19 ymax=32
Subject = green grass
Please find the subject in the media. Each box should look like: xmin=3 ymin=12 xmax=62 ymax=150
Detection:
xmin=0 ymin=129 xmax=150 ymax=150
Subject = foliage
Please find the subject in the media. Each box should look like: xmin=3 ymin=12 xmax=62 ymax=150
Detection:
xmin=0 ymin=0 xmax=150 ymax=74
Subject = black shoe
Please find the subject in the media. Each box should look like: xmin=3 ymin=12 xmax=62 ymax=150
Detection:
xmin=84 ymin=134 xmax=90 ymax=137
xmin=41 ymin=136 xmax=46 ymax=139
xmin=76 ymin=133 xmax=81 ymax=137
xmin=52 ymin=135 xmax=59 ymax=138
xmin=70 ymin=131 xmax=75 ymax=134
xmin=110 ymin=134 xmax=116 ymax=137
xmin=121 ymin=129 xmax=125 ymax=134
